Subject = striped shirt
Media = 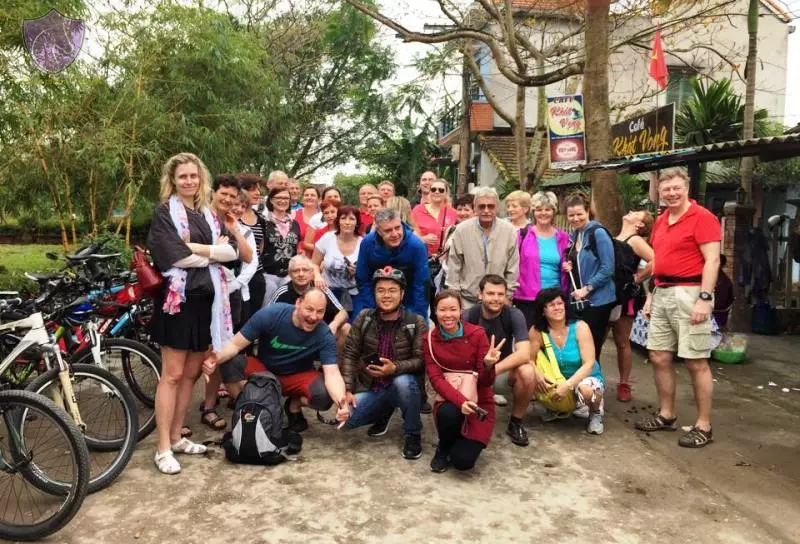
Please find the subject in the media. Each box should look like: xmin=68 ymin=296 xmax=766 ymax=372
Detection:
xmin=267 ymin=284 xmax=345 ymax=324
xmin=239 ymin=214 xmax=267 ymax=273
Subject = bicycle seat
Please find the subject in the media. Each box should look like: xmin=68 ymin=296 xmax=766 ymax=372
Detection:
xmin=24 ymin=272 xmax=64 ymax=283
xmin=66 ymin=253 xmax=121 ymax=263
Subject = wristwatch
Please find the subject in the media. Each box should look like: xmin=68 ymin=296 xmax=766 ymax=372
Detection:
xmin=585 ymin=285 xmax=594 ymax=293
xmin=698 ymin=291 xmax=713 ymax=302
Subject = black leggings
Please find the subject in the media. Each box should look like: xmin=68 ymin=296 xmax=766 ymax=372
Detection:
xmin=577 ymin=302 xmax=615 ymax=361
xmin=436 ymin=402 xmax=485 ymax=471
xmin=246 ymin=273 xmax=266 ymax=321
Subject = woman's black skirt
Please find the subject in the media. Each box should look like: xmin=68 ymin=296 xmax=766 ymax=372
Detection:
xmin=150 ymin=292 xmax=213 ymax=352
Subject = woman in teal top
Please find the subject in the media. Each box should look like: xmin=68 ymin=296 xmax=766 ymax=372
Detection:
xmin=528 ymin=287 xmax=606 ymax=435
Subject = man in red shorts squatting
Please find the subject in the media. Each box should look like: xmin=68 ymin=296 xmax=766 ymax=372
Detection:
xmin=203 ymin=289 xmax=350 ymax=432
xmin=635 ymin=167 xmax=721 ymax=448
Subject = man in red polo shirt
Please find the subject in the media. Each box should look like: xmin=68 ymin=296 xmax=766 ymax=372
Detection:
xmin=635 ymin=168 xmax=721 ymax=448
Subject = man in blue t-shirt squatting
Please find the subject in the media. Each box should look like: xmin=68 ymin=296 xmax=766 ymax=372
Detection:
xmin=203 ymin=289 xmax=350 ymax=432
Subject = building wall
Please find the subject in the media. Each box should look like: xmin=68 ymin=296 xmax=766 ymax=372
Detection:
xmin=478 ymin=0 xmax=789 ymax=128
xmin=477 ymin=150 xmax=502 ymax=188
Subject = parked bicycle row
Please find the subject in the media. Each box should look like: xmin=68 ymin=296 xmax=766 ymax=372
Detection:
xmin=0 ymin=243 xmax=160 ymax=540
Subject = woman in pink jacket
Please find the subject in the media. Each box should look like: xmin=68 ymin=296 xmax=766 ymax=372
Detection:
xmin=514 ymin=191 xmax=570 ymax=329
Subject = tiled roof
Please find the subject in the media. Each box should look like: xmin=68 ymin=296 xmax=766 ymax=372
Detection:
xmin=480 ymin=135 xmax=533 ymax=182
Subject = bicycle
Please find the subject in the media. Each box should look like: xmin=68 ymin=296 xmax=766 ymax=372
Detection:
xmin=0 ymin=302 xmax=138 ymax=493
xmin=0 ymin=389 xmax=91 ymax=541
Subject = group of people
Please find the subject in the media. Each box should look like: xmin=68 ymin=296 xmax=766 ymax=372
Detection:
xmin=147 ymin=152 xmax=722 ymax=475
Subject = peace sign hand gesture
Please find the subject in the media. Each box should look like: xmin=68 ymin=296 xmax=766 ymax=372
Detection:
xmin=483 ymin=335 xmax=506 ymax=367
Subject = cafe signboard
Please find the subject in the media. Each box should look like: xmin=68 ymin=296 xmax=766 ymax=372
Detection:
xmin=611 ymin=103 xmax=675 ymax=157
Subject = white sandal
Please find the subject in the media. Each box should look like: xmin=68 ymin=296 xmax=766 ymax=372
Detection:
xmin=171 ymin=437 xmax=208 ymax=455
xmin=154 ymin=450 xmax=181 ymax=474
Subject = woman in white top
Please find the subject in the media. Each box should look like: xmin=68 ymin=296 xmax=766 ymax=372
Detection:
xmin=312 ymin=204 xmax=362 ymax=310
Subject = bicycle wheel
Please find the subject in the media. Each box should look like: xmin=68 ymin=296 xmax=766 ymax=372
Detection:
xmin=0 ymin=390 xmax=90 ymax=541
xmin=26 ymin=364 xmax=138 ymax=493
xmin=70 ymin=338 xmax=160 ymax=441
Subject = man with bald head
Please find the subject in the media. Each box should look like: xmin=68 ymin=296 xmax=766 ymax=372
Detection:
xmin=203 ymin=288 xmax=350 ymax=432
xmin=412 ymin=170 xmax=437 ymax=206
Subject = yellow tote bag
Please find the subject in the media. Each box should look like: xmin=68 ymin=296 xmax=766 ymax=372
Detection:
xmin=534 ymin=332 xmax=576 ymax=415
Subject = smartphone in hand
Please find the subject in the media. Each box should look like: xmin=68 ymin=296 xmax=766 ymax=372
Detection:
xmin=474 ymin=405 xmax=489 ymax=421
xmin=361 ymin=353 xmax=381 ymax=368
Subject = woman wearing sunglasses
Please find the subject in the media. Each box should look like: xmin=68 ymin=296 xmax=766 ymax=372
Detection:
xmin=411 ymin=178 xmax=457 ymax=257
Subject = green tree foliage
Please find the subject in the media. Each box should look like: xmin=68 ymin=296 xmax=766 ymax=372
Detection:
xmin=332 ymin=172 xmax=383 ymax=205
xmin=675 ymin=78 xmax=768 ymax=201
xmin=359 ymin=115 xmax=442 ymax=197
xmin=0 ymin=1 xmax=396 ymax=248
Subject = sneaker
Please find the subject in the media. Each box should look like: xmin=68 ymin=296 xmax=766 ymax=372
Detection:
xmin=367 ymin=409 xmax=395 ymax=437
xmin=402 ymin=434 xmax=423 ymax=459
xmin=285 ymin=398 xmax=309 ymax=433
xmin=617 ymin=383 xmax=632 ymax=403
xmin=430 ymin=447 xmax=449 ymax=473
xmin=420 ymin=401 xmax=433 ymax=414
xmin=494 ymin=394 xmax=508 ymax=406
xmin=573 ymin=405 xmax=590 ymax=419
xmin=587 ymin=412 xmax=604 ymax=435
xmin=506 ymin=419 xmax=529 ymax=447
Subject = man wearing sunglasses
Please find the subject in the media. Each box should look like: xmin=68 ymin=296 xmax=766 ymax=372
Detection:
xmin=446 ymin=187 xmax=519 ymax=310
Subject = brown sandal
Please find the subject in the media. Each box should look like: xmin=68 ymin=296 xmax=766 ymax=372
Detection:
xmin=200 ymin=405 xmax=226 ymax=431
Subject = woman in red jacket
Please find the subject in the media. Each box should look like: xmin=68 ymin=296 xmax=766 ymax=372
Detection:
xmin=425 ymin=290 xmax=504 ymax=473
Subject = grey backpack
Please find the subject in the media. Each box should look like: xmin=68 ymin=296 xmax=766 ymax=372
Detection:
xmin=222 ymin=370 xmax=301 ymax=465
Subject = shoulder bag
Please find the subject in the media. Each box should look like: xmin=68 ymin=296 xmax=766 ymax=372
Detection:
xmin=428 ymin=330 xmax=478 ymax=403
xmin=533 ymin=331 xmax=577 ymax=415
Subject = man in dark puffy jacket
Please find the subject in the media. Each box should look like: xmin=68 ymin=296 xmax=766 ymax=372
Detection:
xmin=341 ymin=267 xmax=427 ymax=460
xmin=352 ymin=208 xmax=430 ymax=319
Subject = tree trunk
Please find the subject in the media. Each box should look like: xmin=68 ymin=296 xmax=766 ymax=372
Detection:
xmin=514 ymin=85 xmax=527 ymax=189
xmin=457 ymin=43 xmax=472 ymax=196
xmin=61 ymin=173 xmax=78 ymax=246
xmin=739 ymin=0 xmax=758 ymax=208
xmin=583 ymin=0 xmax=621 ymax=233
xmin=88 ymin=169 xmax=97 ymax=236
xmin=527 ymin=57 xmax=549 ymax=191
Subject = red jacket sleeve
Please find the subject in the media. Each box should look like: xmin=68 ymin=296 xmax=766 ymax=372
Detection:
xmin=424 ymin=332 xmax=468 ymax=408
xmin=474 ymin=331 xmax=495 ymax=387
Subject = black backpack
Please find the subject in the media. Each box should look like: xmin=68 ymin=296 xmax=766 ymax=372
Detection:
xmin=221 ymin=370 xmax=302 ymax=465
xmin=584 ymin=226 xmax=641 ymax=300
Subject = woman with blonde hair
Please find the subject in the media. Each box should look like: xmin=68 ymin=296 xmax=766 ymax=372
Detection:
xmin=386 ymin=196 xmax=419 ymax=232
xmin=504 ymin=190 xmax=532 ymax=231
xmin=513 ymin=191 xmax=570 ymax=329
xmin=147 ymin=152 xmax=239 ymax=474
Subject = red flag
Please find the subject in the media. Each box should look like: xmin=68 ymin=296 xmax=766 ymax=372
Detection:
xmin=649 ymin=30 xmax=668 ymax=90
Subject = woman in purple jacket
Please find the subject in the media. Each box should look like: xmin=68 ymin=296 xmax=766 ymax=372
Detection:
xmin=513 ymin=191 xmax=570 ymax=329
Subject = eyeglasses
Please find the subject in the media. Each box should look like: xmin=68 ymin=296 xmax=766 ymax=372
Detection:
xmin=272 ymin=197 xmax=290 ymax=201
xmin=430 ymin=187 xmax=446 ymax=194
xmin=477 ymin=204 xmax=496 ymax=210
xmin=376 ymin=288 xmax=401 ymax=296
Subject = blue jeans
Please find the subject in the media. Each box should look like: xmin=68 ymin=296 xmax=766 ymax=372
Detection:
xmin=344 ymin=374 xmax=422 ymax=436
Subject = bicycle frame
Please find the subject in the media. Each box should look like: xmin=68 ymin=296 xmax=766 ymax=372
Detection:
xmin=0 ymin=314 xmax=85 ymax=430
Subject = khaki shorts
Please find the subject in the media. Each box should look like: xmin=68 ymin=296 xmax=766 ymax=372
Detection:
xmin=647 ymin=285 xmax=713 ymax=360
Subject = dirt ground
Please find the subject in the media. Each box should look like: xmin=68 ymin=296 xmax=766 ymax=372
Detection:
xmin=50 ymin=334 xmax=800 ymax=544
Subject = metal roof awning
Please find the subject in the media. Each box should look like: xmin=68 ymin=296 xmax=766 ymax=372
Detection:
xmin=565 ymin=134 xmax=800 ymax=174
